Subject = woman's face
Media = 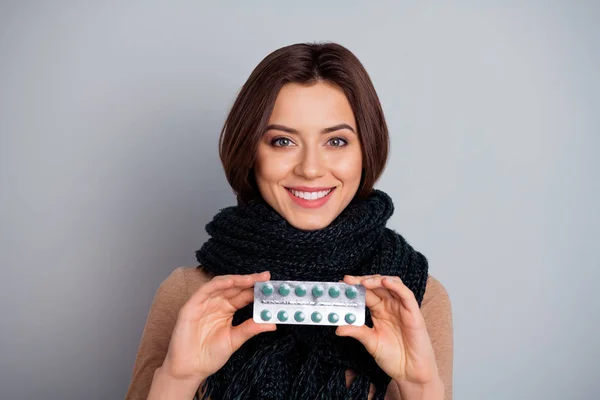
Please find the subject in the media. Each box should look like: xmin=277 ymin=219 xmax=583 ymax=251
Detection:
xmin=255 ymin=81 xmax=363 ymax=231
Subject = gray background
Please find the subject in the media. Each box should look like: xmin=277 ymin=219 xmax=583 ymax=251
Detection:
xmin=1 ymin=1 xmax=598 ymax=399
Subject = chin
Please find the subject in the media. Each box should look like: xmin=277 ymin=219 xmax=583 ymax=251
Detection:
xmin=287 ymin=214 xmax=333 ymax=231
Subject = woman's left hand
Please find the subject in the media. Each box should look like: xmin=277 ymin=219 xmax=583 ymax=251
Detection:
xmin=336 ymin=275 xmax=440 ymax=387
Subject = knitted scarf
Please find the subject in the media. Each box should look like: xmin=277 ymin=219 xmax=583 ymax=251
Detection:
xmin=195 ymin=190 xmax=429 ymax=400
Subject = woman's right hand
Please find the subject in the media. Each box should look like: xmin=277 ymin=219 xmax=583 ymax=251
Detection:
xmin=160 ymin=271 xmax=276 ymax=383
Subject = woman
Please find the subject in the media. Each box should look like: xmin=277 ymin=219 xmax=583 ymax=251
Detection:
xmin=126 ymin=42 xmax=453 ymax=400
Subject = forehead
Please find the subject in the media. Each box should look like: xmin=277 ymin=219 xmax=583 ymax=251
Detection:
xmin=268 ymin=81 xmax=356 ymax=128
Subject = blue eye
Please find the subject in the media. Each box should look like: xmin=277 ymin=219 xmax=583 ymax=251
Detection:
xmin=271 ymin=137 xmax=293 ymax=147
xmin=327 ymin=137 xmax=348 ymax=147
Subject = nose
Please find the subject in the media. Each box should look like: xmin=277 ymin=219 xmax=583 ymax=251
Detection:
xmin=294 ymin=145 xmax=326 ymax=180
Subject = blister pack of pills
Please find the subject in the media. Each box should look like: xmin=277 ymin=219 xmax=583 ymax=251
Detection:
xmin=253 ymin=280 xmax=366 ymax=326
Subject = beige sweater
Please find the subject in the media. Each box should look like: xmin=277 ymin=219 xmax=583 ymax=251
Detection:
xmin=125 ymin=267 xmax=453 ymax=399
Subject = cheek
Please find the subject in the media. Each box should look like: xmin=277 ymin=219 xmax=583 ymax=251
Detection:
xmin=329 ymin=150 xmax=363 ymax=184
xmin=255 ymin=147 xmax=291 ymax=184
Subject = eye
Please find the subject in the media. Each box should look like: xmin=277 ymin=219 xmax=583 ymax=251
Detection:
xmin=271 ymin=137 xmax=294 ymax=147
xmin=327 ymin=137 xmax=348 ymax=147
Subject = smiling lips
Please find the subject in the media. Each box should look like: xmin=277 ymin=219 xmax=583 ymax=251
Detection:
xmin=285 ymin=186 xmax=336 ymax=208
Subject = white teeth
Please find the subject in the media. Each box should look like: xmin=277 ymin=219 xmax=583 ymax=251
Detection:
xmin=289 ymin=188 xmax=332 ymax=201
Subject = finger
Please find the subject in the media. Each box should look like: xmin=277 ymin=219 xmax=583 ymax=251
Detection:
xmin=335 ymin=324 xmax=378 ymax=355
xmin=381 ymin=278 xmax=426 ymax=329
xmin=227 ymin=271 xmax=271 ymax=289
xmin=361 ymin=276 xmax=395 ymax=303
xmin=188 ymin=275 xmax=235 ymax=306
xmin=223 ymin=272 xmax=272 ymax=305
xmin=230 ymin=318 xmax=276 ymax=351
xmin=343 ymin=274 xmax=381 ymax=285
xmin=226 ymin=287 xmax=255 ymax=310
xmin=341 ymin=276 xmax=386 ymax=312
xmin=184 ymin=287 xmax=254 ymax=320
xmin=219 ymin=271 xmax=271 ymax=287
xmin=190 ymin=271 xmax=270 ymax=306
xmin=381 ymin=276 xmax=419 ymax=309
xmin=203 ymin=277 xmax=266 ymax=312
xmin=364 ymin=288 xmax=384 ymax=312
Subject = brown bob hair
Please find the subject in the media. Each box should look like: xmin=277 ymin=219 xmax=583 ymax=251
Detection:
xmin=219 ymin=42 xmax=389 ymax=204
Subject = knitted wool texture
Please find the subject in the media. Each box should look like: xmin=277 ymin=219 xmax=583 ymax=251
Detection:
xmin=195 ymin=190 xmax=429 ymax=400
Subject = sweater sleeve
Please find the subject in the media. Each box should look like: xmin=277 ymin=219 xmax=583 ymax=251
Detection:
xmin=125 ymin=267 xmax=190 ymax=400
xmin=421 ymin=275 xmax=454 ymax=400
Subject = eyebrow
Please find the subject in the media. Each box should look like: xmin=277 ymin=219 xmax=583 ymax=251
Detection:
xmin=265 ymin=123 xmax=356 ymax=134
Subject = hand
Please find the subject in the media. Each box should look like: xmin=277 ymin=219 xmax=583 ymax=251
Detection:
xmin=161 ymin=271 xmax=276 ymax=382
xmin=336 ymin=275 xmax=440 ymax=386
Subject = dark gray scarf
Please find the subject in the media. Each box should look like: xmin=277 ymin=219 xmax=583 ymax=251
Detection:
xmin=195 ymin=190 xmax=428 ymax=399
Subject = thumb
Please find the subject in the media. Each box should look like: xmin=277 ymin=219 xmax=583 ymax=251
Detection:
xmin=230 ymin=319 xmax=276 ymax=351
